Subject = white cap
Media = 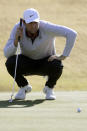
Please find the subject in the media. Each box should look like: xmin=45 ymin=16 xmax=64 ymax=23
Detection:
xmin=23 ymin=8 xmax=40 ymax=24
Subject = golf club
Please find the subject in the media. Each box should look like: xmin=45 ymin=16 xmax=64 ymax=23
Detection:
xmin=9 ymin=18 xmax=22 ymax=102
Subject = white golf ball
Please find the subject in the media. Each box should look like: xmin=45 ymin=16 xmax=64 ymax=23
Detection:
xmin=77 ymin=108 xmax=82 ymax=113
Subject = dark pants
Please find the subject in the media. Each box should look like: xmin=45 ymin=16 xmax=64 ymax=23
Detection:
xmin=5 ymin=54 xmax=63 ymax=89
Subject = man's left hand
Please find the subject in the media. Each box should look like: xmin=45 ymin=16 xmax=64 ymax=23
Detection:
xmin=48 ymin=55 xmax=67 ymax=62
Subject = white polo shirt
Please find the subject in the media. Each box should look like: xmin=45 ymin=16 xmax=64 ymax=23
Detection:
xmin=4 ymin=20 xmax=77 ymax=59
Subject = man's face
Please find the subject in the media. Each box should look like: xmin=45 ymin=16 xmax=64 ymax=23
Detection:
xmin=24 ymin=22 xmax=39 ymax=33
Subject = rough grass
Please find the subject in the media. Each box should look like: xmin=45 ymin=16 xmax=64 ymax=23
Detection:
xmin=0 ymin=0 xmax=87 ymax=91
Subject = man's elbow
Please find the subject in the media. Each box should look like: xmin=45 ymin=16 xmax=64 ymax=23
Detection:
xmin=3 ymin=47 xmax=10 ymax=58
xmin=71 ymin=30 xmax=77 ymax=40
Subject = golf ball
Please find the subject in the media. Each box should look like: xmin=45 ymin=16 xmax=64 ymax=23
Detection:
xmin=77 ymin=108 xmax=82 ymax=113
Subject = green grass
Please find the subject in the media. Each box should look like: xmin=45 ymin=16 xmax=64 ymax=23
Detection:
xmin=0 ymin=92 xmax=87 ymax=131
xmin=0 ymin=0 xmax=87 ymax=91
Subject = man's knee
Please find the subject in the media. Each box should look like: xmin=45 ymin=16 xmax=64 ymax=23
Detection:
xmin=5 ymin=56 xmax=16 ymax=72
xmin=49 ymin=59 xmax=63 ymax=72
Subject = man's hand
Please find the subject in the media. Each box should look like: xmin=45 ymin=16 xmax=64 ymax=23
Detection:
xmin=14 ymin=27 xmax=23 ymax=47
xmin=48 ymin=55 xmax=67 ymax=62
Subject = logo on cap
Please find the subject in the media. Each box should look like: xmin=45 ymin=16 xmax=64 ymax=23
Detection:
xmin=30 ymin=14 xmax=34 ymax=17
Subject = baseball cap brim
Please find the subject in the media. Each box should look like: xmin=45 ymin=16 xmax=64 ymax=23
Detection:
xmin=25 ymin=18 xmax=39 ymax=24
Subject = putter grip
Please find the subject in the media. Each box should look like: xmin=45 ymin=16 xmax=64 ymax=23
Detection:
xmin=18 ymin=18 xmax=22 ymax=41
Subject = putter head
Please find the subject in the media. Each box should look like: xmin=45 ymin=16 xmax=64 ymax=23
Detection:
xmin=9 ymin=98 xmax=13 ymax=103
xmin=9 ymin=95 xmax=13 ymax=103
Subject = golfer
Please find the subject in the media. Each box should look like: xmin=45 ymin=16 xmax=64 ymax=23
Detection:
xmin=4 ymin=8 xmax=77 ymax=100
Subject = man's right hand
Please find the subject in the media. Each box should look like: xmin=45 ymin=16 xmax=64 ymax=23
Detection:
xmin=14 ymin=27 xmax=23 ymax=47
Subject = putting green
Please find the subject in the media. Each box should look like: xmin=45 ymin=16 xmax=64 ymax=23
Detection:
xmin=0 ymin=92 xmax=87 ymax=131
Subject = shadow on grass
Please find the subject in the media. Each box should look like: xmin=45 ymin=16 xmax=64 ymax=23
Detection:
xmin=0 ymin=99 xmax=46 ymax=108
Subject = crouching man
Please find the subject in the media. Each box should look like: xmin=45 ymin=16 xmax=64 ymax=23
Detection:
xmin=4 ymin=8 xmax=77 ymax=100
